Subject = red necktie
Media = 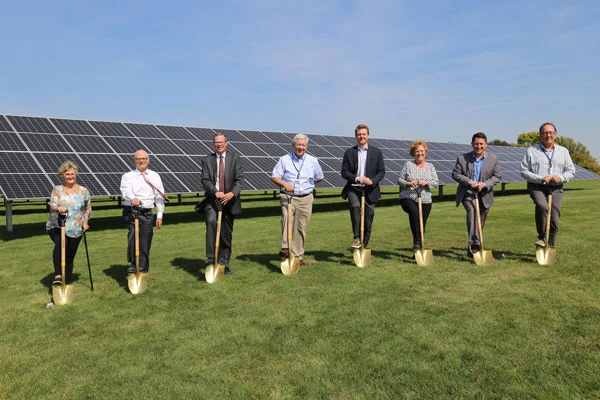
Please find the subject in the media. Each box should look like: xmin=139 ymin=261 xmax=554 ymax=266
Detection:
xmin=218 ymin=156 xmax=225 ymax=193
xmin=143 ymin=172 xmax=169 ymax=202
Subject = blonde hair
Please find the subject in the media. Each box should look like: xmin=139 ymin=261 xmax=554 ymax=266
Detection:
xmin=409 ymin=140 xmax=428 ymax=156
xmin=58 ymin=161 xmax=79 ymax=179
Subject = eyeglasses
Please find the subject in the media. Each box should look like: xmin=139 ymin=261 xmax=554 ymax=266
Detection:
xmin=213 ymin=141 xmax=227 ymax=145
xmin=135 ymin=157 xmax=149 ymax=161
xmin=540 ymin=132 xmax=556 ymax=136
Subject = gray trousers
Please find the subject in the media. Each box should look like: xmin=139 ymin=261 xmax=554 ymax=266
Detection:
xmin=527 ymin=183 xmax=563 ymax=246
xmin=280 ymin=193 xmax=313 ymax=258
xmin=461 ymin=194 xmax=489 ymax=247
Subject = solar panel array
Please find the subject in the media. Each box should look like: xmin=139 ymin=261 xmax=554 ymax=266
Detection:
xmin=0 ymin=114 xmax=598 ymax=200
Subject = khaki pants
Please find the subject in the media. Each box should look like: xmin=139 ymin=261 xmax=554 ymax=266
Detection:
xmin=280 ymin=193 xmax=313 ymax=258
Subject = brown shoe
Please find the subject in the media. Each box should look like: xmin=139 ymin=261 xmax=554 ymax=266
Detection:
xmin=299 ymin=260 xmax=308 ymax=266
xmin=279 ymin=249 xmax=289 ymax=258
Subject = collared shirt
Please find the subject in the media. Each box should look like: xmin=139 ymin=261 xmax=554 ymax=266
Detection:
xmin=216 ymin=151 xmax=226 ymax=192
xmin=520 ymin=143 xmax=575 ymax=184
xmin=357 ymin=146 xmax=368 ymax=180
xmin=272 ymin=152 xmax=324 ymax=195
xmin=120 ymin=168 xmax=166 ymax=218
xmin=473 ymin=152 xmax=484 ymax=182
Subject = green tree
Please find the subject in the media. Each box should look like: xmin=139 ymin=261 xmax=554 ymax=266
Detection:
xmin=571 ymin=152 xmax=600 ymax=174
xmin=517 ymin=132 xmax=540 ymax=147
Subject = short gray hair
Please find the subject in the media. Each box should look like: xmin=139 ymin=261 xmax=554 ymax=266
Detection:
xmin=293 ymin=133 xmax=309 ymax=144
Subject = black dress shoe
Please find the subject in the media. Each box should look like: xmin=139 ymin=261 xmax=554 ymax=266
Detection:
xmin=279 ymin=249 xmax=289 ymax=258
xmin=224 ymin=265 xmax=232 ymax=275
xmin=127 ymin=266 xmax=136 ymax=274
xmin=471 ymin=242 xmax=481 ymax=252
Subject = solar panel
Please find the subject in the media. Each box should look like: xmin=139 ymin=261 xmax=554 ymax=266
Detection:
xmin=0 ymin=114 xmax=598 ymax=201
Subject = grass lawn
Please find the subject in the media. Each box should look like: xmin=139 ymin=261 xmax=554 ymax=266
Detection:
xmin=1 ymin=180 xmax=599 ymax=399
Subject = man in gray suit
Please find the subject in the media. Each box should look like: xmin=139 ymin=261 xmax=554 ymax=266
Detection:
xmin=452 ymin=132 xmax=501 ymax=257
xmin=199 ymin=133 xmax=244 ymax=275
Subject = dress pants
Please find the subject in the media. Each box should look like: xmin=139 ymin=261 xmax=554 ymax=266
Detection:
xmin=527 ymin=183 xmax=563 ymax=246
xmin=280 ymin=193 xmax=313 ymax=258
xmin=124 ymin=208 xmax=154 ymax=271
xmin=204 ymin=204 xmax=235 ymax=265
xmin=48 ymin=228 xmax=82 ymax=283
xmin=400 ymin=198 xmax=431 ymax=246
xmin=346 ymin=189 xmax=376 ymax=247
xmin=461 ymin=194 xmax=489 ymax=248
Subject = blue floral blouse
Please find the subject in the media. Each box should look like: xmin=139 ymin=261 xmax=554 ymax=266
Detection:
xmin=46 ymin=185 xmax=92 ymax=238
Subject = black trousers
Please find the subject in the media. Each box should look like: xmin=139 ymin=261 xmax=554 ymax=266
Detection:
xmin=204 ymin=204 xmax=235 ymax=265
xmin=400 ymin=198 xmax=432 ymax=245
xmin=124 ymin=208 xmax=154 ymax=272
xmin=48 ymin=228 xmax=82 ymax=283
xmin=346 ymin=189 xmax=376 ymax=247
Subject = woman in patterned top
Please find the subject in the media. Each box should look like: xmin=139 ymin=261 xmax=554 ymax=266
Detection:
xmin=397 ymin=140 xmax=439 ymax=250
xmin=46 ymin=161 xmax=91 ymax=285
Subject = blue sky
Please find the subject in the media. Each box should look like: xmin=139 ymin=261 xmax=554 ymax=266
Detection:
xmin=2 ymin=1 xmax=599 ymax=159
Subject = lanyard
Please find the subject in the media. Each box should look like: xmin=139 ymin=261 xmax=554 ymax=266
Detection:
xmin=539 ymin=144 xmax=555 ymax=170
xmin=291 ymin=153 xmax=305 ymax=179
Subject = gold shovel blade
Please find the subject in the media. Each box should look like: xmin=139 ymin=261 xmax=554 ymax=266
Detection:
xmin=205 ymin=263 xmax=225 ymax=283
xmin=280 ymin=257 xmax=300 ymax=275
xmin=353 ymin=247 xmax=371 ymax=268
xmin=128 ymin=272 xmax=149 ymax=294
xmin=52 ymin=284 xmax=75 ymax=305
xmin=473 ymin=249 xmax=494 ymax=266
xmin=536 ymin=246 xmax=557 ymax=265
xmin=414 ymin=248 xmax=433 ymax=266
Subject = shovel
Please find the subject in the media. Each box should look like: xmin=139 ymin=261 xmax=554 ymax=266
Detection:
xmin=414 ymin=188 xmax=433 ymax=266
xmin=128 ymin=206 xmax=148 ymax=294
xmin=52 ymin=213 xmax=74 ymax=305
xmin=472 ymin=191 xmax=494 ymax=265
xmin=352 ymin=184 xmax=371 ymax=268
xmin=536 ymin=188 xmax=557 ymax=265
xmin=281 ymin=194 xmax=300 ymax=275
xmin=206 ymin=201 xmax=226 ymax=283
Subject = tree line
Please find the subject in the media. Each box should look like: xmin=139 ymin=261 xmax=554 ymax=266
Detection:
xmin=489 ymin=133 xmax=600 ymax=174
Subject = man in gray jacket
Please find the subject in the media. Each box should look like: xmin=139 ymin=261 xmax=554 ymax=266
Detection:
xmin=452 ymin=132 xmax=502 ymax=257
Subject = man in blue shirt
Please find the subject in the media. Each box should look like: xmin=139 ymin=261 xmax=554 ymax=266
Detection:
xmin=272 ymin=134 xmax=324 ymax=265
xmin=520 ymin=122 xmax=575 ymax=247
xmin=452 ymin=132 xmax=501 ymax=257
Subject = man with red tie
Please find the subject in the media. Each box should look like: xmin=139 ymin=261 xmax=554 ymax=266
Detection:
xmin=120 ymin=150 xmax=168 ymax=273
xmin=199 ymin=133 xmax=244 ymax=275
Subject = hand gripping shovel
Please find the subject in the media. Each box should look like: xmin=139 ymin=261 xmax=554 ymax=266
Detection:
xmin=536 ymin=186 xmax=557 ymax=265
xmin=472 ymin=191 xmax=494 ymax=265
xmin=128 ymin=206 xmax=148 ymax=294
xmin=352 ymin=184 xmax=371 ymax=268
xmin=414 ymin=188 xmax=433 ymax=266
xmin=52 ymin=213 xmax=75 ymax=305
xmin=280 ymin=194 xmax=300 ymax=275
xmin=206 ymin=201 xmax=226 ymax=283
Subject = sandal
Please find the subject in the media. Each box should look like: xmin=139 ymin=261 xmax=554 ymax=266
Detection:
xmin=52 ymin=276 xmax=62 ymax=286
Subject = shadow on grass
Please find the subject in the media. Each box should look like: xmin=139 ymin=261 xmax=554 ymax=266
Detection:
xmin=104 ymin=265 xmax=130 ymax=292
xmin=236 ymin=253 xmax=281 ymax=273
xmin=170 ymin=257 xmax=205 ymax=281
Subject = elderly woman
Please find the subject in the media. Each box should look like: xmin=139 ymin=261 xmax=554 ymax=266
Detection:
xmin=397 ymin=140 xmax=439 ymax=250
xmin=46 ymin=161 xmax=91 ymax=285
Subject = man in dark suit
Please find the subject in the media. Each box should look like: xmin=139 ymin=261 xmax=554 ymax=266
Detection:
xmin=341 ymin=123 xmax=386 ymax=248
xmin=452 ymin=132 xmax=501 ymax=256
xmin=199 ymin=133 xmax=244 ymax=275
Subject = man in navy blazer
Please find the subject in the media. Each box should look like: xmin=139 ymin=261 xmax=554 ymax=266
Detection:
xmin=452 ymin=132 xmax=501 ymax=256
xmin=341 ymin=124 xmax=386 ymax=248
xmin=199 ymin=133 xmax=244 ymax=274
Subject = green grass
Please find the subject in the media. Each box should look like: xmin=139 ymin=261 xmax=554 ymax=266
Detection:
xmin=1 ymin=181 xmax=599 ymax=399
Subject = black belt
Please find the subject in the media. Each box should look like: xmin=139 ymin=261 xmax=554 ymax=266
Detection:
xmin=296 ymin=192 xmax=313 ymax=198
xmin=124 ymin=206 xmax=153 ymax=213
xmin=528 ymin=183 xmax=563 ymax=190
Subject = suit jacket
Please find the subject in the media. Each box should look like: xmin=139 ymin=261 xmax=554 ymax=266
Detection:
xmin=197 ymin=151 xmax=244 ymax=216
xmin=341 ymin=145 xmax=386 ymax=203
xmin=452 ymin=151 xmax=501 ymax=209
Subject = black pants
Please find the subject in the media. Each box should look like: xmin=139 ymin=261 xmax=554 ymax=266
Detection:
xmin=204 ymin=204 xmax=236 ymax=265
xmin=48 ymin=228 xmax=82 ymax=283
xmin=400 ymin=198 xmax=432 ymax=246
xmin=347 ymin=189 xmax=376 ymax=247
xmin=124 ymin=208 xmax=154 ymax=272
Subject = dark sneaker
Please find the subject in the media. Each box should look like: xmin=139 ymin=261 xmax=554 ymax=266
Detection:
xmin=52 ymin=276 xmax=62 ymax=286
xmin=534 ymin=239 xmax=545 ymax=247
xmin=127 ymin=266 xmax=136 ymax=274
xmin=351 ymin=238 xmax=361 ymax=249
